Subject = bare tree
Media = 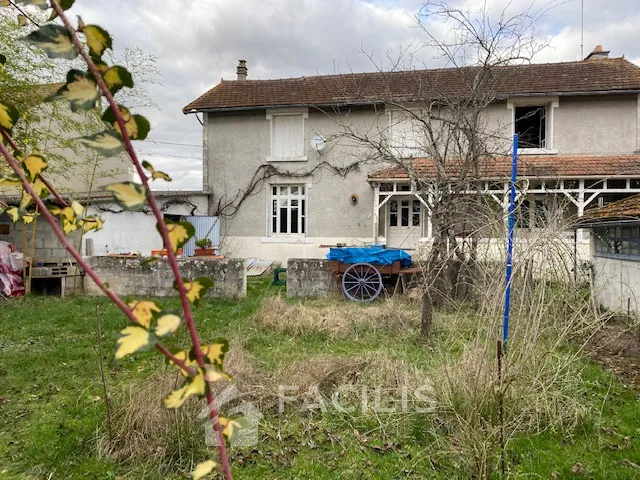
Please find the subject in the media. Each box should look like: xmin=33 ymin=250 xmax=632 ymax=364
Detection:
xmin=326 ymin=1 xmax=556 ymax=335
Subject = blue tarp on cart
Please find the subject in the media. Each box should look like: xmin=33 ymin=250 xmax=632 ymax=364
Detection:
xmin=327 ymin=247 xmax=411 ymax=267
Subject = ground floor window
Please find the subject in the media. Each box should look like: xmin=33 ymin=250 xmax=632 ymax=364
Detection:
xmin=594 ymin=225 xmax=640 ymax=259
xmin=271 ymin=185 xmax=306 ymax=235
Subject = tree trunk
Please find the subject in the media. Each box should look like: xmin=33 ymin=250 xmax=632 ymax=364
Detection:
xmin=421 ymin=289 xmax=433 ymax=337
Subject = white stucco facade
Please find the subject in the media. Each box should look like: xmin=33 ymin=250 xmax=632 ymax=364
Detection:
xmin=201 ymin=92 xmax=640 ymax=263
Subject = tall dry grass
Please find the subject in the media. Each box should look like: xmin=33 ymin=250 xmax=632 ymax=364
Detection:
xmin=254 ymin=295 xmax=420 ymax=339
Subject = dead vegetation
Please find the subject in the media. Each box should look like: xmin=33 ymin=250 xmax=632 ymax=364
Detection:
xmin=254 ymin=295 xmax=420 ymax=339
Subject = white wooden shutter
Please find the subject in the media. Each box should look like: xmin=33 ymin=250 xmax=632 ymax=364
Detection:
xmin=273 ymin=115 xmax=303 ymax=158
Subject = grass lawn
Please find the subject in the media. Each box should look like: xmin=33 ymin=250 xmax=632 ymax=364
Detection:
xmin=1 ymin=278 xmax=639 ymax=479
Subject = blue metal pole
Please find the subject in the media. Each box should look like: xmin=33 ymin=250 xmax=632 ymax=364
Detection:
xmin=503 ymin=134 xmax=519 ymax=349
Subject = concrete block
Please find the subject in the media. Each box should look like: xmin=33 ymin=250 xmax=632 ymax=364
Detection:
xmin=83 ymin=256 xmax=247 ymax=299
xmin=286 ymin=259 xmax=334 ymax=298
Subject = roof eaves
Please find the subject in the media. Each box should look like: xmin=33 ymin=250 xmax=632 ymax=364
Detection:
xmin=183 ymin=100 xmax=385 ymax=114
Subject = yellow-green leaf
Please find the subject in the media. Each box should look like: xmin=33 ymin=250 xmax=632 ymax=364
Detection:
xmin=50 ymin=70 xmax=99 ymax=112
xmin=178 ymin=277 xmax=214 ymax=305
xmin=0 ymin=173 xmax=21 ymax=187
xmin=105 ymin=181 xmax=147 ymax=211
xmin=103 ymin=106 xmax=150 ymax=141
xmin=5 ymin=207 xmax=19 ymax=223
xmin=81 ymin=215 xmax=104 ymax=232
xmin=0 ymin=100 xmax=20 ymax=131
xmin=17 ymin=14 xmax=27 ymax=27
xmin=160 ymin=220 xmax=195 ymax=253
xmin=142 ymin=161 xmax=172 ymax=182
xmin=19 ymin=178 xmax=48 ymax=210
xmin=103 ymin=65 xmax=133 ymax=95
xmin=0 ymin=1 xmax=10 ymax=7
xmin=190 ymin=460 xmax=217 ymax=480
xmin=16 ymin=0 xmax=47 ymax=9
xmin=115 ymin=325 xmax=155 ymax=359
xmin=22 ymin=212 xmax=36 ymax=224
xmin=155 ymin=313 xmax=181 ymax=337
xmin=83 ymin=24 xmax=111 ymax=59
xmin=76 ymin=130 xmax=123 ymax=156
xmin=202 ymin=339 xmax=229 ymax=369
xmin=49 ymin=0 xmax=75 ymax=20
xmin=127 ymin=300 xmax=160 ymax=328
xmin=22 ymin=24 xmax=78 ymax=60
xmin=219 ymin=416 xmax=249 ymax=443
xmin=163 ymin=370 xmax=206 ymax=409
xmin=22 ymin=151 xmax=47 ymax=180
xmin=117 ymin=114 xmax=150 ymax=141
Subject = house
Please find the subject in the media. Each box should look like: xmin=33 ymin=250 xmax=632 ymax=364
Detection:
xmin=579 ymin=194 xmax=640 ymax=314
xmin=183 ymin=47 xmax=640 ymax=263
xmin=0 ymin=83 xmax=132 ymax=262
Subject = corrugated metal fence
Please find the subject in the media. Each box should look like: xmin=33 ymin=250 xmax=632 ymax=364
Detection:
xmin=182 ymin=216 xmax=220 ymax=257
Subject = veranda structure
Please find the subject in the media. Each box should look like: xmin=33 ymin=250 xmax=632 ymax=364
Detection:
xmin=368 ymin=155 xmax=640 ymax=254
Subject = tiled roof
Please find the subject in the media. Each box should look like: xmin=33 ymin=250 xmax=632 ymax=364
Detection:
xmin=184 ymin=58 xmax=640 ymax=112
xmin=580 ymin=194 xmax=640 ymax=223
xmin=368 ymin=155 xmax=640 ymax=180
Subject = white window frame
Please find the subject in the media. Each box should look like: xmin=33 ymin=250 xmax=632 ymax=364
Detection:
xmin=265 ymin=183 xmax=309 ymax=241
xmin=266 ymin=108 xmax=308 ymax=162
xmin=507 ymin=97 xmax=559 ymax=155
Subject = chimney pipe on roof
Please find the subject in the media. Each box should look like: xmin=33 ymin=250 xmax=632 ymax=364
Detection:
xmin=584 ymin=45 xmax=610 ymax=60
xmin=237 ymin=59 xmax=247 ymax=81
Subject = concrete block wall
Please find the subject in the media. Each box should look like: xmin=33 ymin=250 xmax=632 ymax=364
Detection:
xmin=0 ymin=214 xmax=80 ymax=263
xmin=286 ymin=258 xmax=335 ymax=297
xmin=84 ymin=256 xmax=246 ymax=299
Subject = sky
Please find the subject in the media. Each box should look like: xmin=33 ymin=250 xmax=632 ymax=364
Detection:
xmin=69 ymin=0 xmax=640 ymax=191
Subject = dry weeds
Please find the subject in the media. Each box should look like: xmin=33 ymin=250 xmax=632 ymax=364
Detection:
xmin=254 ymin=295 xmax=420 ymax=339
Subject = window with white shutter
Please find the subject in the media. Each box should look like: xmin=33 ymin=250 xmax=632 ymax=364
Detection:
xmin=266 ymin=109 xmax=308 ymax=161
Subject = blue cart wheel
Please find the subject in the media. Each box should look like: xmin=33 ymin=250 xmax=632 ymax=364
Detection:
xmin=341 ymin=262 xmax=383 ymax=302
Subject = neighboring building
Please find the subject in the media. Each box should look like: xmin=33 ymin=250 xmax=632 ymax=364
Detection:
xmin=0 ymin=83 xmax=132 ymax=261
xmin=184 ymin=47 xmax=640 ymax=263
xmin=580 ymin=194 xmax=640 ymax=314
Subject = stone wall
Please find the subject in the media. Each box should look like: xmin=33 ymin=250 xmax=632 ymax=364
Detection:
xmin=84 ymin=256 xmax=246 ymax=299
xmin=286 ymin=258 xmax=335 ymax=297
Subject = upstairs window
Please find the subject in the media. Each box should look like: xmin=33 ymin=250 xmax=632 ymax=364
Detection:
xmin=515 ymin=106 xmax=546 ymax=148
xmin=267 ymin=109 xmax=308 ymax=161
xmin=271 ymin=185 xmax=306 ymax=235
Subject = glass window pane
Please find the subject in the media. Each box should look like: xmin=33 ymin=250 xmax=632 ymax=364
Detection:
xmin=390 ymin=213 xmax=398 ymax=227
xmin=301 ymin=216 xmax=305 ymax=234
xmin=272 ymin=186 xmax=277 ymax=195
xmin=272 ymin=216 xmax=277 ymax=233
xmin=401 ymin=209 xmax=409 ymax=227
xmin=302 ymin=199 xmax=306 ymax=215
xmin=280 ymin=199 xmax=288 ymax=207
xmin=291 ymin=199 xmax=298 ymax=207
xmin=412 ymin=214 xmax=420 ymax=226
xmin=291 ymin=208 xmax=299 ymax=233
xmin=280 ymin=208 xmax=288 ymax=233
xmin=280 ymin=186 xmax=288 ymax=195
xmin=291 ymin=186 xmax=298 ymax=195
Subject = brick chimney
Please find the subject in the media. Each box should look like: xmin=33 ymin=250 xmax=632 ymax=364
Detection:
xmin=236 ymin=59 xmax=247 ymax=81
xmin=584 ymin=45 xmax=610 ymax=60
